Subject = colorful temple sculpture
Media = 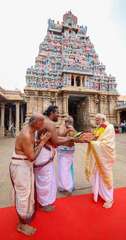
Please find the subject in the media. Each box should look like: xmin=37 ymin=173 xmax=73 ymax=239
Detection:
xmin=24 ymin=11 xmax=118 ymax=130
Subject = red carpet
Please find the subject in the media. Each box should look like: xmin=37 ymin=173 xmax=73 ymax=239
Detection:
xmin=1 ymin=188 xmax=126 ymax=240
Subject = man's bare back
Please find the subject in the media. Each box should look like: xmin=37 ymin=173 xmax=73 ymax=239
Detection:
xmin=15 ymin=126 xmax=35 ymax=156
xmin=37 ymin=117 xmax=74 ymax=147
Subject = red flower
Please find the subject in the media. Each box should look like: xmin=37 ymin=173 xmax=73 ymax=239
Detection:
xmin=100 ymin=123 xmax=107 ymax=129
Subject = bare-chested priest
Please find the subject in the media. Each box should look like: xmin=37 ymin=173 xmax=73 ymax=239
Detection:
xmin=57 ymin=116 xmax=76 ymax=195
xmin=35 ymin=106 xmax=75 ymax=211
xmin=10 ymin=112 xmax=73 ymax=236
xmin=9 ymin=113 xmax=50 ymax=235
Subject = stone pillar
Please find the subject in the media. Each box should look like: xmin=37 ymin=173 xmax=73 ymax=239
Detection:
xmin=26 ymin=97 xmax=32 ymax=117
xmin=63 ymin=94 xmax=68 ymax=115
xmin=0 ymin=103 xmax=5 ymax=136
xmin=74 ymin=75 xmax=76 ymax=86
xmin=89 ymin=96 xmax=95 ymax=114
xmin=15 ymin=102 xmax=20 ymax=136
xmin=108 ymin=95 xmax=117 ymax=124
xmin=43 ymin=93 xmax=50 ymax=112
xmin=117 ymin=111 xmax=120 ymax=125
xmin=99 ymin=95 xmax=111 ymax=121
xmin=94 ymin=95 xmax=100 ymax=113
xmin=21 ymin=105 xmax=24 ymax=128
xmin=101 ymin=95 xmax=108 ymax=114
xmin=84 ymin=76 xmax=87 ymax=88
xmin=99 ymin=95 xmax=104 ymax=113
xmin=41 ymin=93 xmax=44 ymax=112
xmin=55 ymin=92 xmax=58 ymax=106
xmin=80 ymin=76 xmax=83 ymax=87
xmin=37 ymin=96 xmax=43 ymax=113
xmin=57 ymin=95 xmax=62 ymax=115
xmin=9 ymin=106 xmax=12 ymax=129
xmin=82 ymin=96 xmax=90 ymax=129
xmin=88 ymin=96 xmax=96 ymax=126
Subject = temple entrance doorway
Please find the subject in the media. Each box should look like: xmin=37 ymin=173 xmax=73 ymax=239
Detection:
xmin=120 ymin=111 xmax=126 ymax=123
xmin=68 ymin=95 xmax=89 ymax=131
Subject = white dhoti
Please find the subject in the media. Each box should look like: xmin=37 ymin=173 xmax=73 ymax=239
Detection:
xmin=34 ymin=146 xmax=56 ymax=206
xmin=57 ymin=146 xmax=75 ymax=192
xmin=91 ymin=169 xmax=113 ymax=202
xmin=9 ymin=154 xmax=34 ymax=223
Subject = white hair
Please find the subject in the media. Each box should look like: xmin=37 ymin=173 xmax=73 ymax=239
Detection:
xmin=96 ymin=113 xmax=106 ymax=121
xmin=65 ymin=115 xmax=74 ymax=124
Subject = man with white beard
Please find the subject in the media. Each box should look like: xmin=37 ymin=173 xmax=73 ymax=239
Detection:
xmin=85 ymin=113 xmax=116 ymax=208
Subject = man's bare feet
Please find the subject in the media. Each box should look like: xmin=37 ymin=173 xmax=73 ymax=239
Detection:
xmin=59 ymin=190 xmax=72 ymax=196
xmin=17 ymin=223 xmax=37 ymax=236
xmin=42 ymin=205 xmax=55 ymax=212
xmin=103 ymin=201 xmax=113 ymax=209
xmin=63 ymin=191 xmax=72 ymax=196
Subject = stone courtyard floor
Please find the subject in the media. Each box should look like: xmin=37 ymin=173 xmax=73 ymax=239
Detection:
xmin=0 ymin=134 xmax=126 ymax=208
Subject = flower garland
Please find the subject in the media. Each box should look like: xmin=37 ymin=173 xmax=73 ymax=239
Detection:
xmin=93 ymin=123 xmax=107 ymax=139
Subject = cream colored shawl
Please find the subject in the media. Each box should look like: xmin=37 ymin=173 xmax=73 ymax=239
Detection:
xmin=85 ymin=124 xmax=116 ymax=189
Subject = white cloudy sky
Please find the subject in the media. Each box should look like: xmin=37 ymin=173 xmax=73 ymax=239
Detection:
xmin=0 ymin=0 xmax=125 ymax=94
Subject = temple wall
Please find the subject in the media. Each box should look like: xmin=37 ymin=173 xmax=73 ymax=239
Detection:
xmin=25 ymin=90 xmax=118 ymax=128
xmin=0 ymin=91 xmax=119 ymax=137
xmin=88 ymin=95 xmax=99 ymax=127
xmin=108 ymin=95 xmax=117 ymax=124
xmin=76 ymin=97 xmax=90 ymax=130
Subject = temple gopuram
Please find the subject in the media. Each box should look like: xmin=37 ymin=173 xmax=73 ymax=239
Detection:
xmin=24 ymin=11 xmax=118 ymax=130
